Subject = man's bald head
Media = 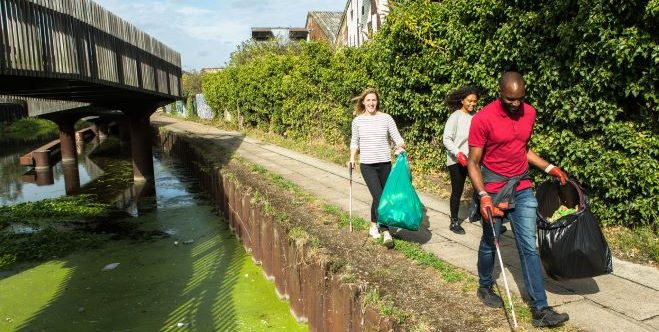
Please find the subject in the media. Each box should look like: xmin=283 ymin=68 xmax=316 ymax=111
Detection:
xmin=499 ymin=71 xmax=525 ymax=95
xmin=499 ymin=71 xmax=526 ymax=115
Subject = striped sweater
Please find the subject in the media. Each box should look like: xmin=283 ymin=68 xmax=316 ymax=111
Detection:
xmin=350 ymin=112 xmax=404 ymax=164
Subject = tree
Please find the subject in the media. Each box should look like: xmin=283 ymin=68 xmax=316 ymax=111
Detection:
xmin=182 ymin=70 xmax=203 ymax=98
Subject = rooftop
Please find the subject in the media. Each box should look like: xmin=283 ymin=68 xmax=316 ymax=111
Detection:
xmin=307 ymin=11 xmax=343 ymax=44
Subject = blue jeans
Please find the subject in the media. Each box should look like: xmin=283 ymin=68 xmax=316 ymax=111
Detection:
xmin=477 ymin=188 xmax=548 ymax=310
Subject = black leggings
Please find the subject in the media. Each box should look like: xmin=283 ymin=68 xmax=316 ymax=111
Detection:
xmin=360 ymin=162 xmax=392 ymax=226
xmin=448 ymin=163 xmax=468 ymax=219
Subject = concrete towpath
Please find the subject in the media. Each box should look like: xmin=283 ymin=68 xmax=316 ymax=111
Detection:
xmin=153 ymin=113 xmax=659 ymax=332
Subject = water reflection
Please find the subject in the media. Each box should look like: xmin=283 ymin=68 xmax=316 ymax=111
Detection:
xmin=62 ymin=163 xmax=80 ymax=194
xmin=113 ymin=180 xmax=158 ymax=217
xmin=0 ymin=145 xmax=307 ymax=332
xmin=0 ymin=141 xmax=103 ymax=206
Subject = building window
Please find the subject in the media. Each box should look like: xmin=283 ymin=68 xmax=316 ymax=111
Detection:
xmin=362 ymin=5 xmax=364 ymax=15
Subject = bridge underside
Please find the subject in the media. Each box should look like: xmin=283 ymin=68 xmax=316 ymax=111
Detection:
xmin=1 ymin=0 xmax=183 ymax=183
xmin=0 ymin=76 xmax=175 ymax=109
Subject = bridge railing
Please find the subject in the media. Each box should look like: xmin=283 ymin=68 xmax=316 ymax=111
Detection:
xmin=0 ymin=0 xmax=181 ymax=98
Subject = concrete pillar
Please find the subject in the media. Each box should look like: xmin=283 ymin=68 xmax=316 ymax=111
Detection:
xmin=62 ymin=163 xmax=80 ymax=195
xmin=128 ymin=109 xmax=155 ymax=182
xmin=35 ymin=167 xmax=54 ymax=186
xmin=76 ymin=134 xmax=85 ymax=154
xmin=33 ymin=150 xmax=51 ymax=171
xmin=75 ymin=129 xmax=87 ymax=154
xmin=131 ymin=181 xmax=156 ymax=215
xmin=91 ymin=122 xmax=100 ymax=138
xmin=57 ymin=119 xmax=77 ymax=164
xmin=98 ymin=122 xmax=109 ymax=140
xmin=118 ymin=119 xmax=130 ymax=144
xmin=75 ymin=131 xmax=85 ymax=144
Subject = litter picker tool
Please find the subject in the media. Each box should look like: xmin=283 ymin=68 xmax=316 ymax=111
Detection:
xmin=486 ymin=207 xmax=518 ymax=329
xmin=348 ymin=162 xmax=353 ymax=232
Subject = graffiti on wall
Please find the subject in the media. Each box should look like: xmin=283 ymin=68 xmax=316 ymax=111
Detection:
xmin=195 ymin=94 xmax=213 ymax=119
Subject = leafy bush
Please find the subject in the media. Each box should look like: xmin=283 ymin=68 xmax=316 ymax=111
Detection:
xmin=203 ymin=0 xmax=658 ymax=228
xmin=0 ymin=118 xmax=58 ymax=142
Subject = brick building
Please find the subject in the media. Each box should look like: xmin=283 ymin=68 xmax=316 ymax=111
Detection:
xmin=305 ymin=11 xmax=343 ymax=45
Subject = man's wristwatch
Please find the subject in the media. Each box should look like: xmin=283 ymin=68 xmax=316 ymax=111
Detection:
xmin=478 ymin=191 xmax=489 ymax=197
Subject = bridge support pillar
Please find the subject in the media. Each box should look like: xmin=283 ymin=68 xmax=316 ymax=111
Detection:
xmin=75 ymin=131 xmax=85 ymax=143
xmin=56 ymin=119 xmax=78 ymax=164
xmin=99 ymin=122 xmax=109 ymax=140
xmin=75 ymin=131 xmax=85 ymax=154
xmin=33 ymin=150 xmax=51 ymax=170
xmin=62 ymin=163 xmax=81 ymax=195
xmin=90 ymin=123 xmax=100 ymax=143
xmin=128 ymin=110 xmax=155 ymax=183
xmin=119 ymin=119 xmax=130 ymax=144
xmin=35 ymin=167 xmax=55 ymax=186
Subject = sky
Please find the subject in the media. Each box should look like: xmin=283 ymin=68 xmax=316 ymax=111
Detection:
xmin=93 ymin=0 xmax=346 ymax=72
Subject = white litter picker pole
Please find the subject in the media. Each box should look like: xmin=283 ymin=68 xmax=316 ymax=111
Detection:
xmin=486 ymin=207 xmax=518 ymax=329
xmin=348 ymin=162 xmax=353 ymax=232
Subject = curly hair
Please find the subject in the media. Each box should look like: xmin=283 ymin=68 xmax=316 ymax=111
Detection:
xmin=353 ymin=87 xmax=380 ymax=116
xmin=445 ymin=86 xmax=481 ymax=111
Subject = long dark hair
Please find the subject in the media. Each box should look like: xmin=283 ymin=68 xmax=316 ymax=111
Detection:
xmin=445 ymin=86 xmax=481 ymax=111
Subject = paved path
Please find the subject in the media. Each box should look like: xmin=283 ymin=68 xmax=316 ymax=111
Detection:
xmin=153 ymin=114 xmax=659 ymax=331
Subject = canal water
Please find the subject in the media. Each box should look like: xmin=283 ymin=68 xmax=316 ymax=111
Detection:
xmin=0 ymin=142 xmax=307 ymax=331
xmin=0 ymin=140 xmax=100 ymax=206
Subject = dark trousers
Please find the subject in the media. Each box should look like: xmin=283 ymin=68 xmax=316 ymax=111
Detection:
xmin=360 ymin=162 xmax=392 ymax=227
xmin=448 ymin=163 xmax=468 ymax=219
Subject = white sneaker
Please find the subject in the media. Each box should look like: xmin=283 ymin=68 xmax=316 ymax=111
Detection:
xmin=369 ymin=224 xmax=381 ymax=239
xmin=383 ymin=230 xmax=394 ymax=248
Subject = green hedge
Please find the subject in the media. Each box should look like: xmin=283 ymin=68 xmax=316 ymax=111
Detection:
xmin=203 ymin=0 xmax=658 ymax=228
xmin=0 ymin=118 xmax=58 ymax=142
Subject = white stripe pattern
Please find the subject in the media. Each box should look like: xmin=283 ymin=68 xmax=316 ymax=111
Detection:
xmin=350 ymin=112 xmax=404 ymax=164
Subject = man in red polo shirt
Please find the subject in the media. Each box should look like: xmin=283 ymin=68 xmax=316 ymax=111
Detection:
xmin=467 ymin=71 xmax=570 ymax=328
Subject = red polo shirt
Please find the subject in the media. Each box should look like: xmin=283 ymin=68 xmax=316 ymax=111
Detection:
xmin=469 ymin=99 xmax=535 ymax=193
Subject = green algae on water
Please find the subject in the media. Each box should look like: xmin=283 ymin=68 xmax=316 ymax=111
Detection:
xmin=0 ymin=155 xmax=307 ymax=331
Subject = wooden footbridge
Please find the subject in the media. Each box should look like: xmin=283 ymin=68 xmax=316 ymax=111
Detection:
xmin=0 ymin=0 xmax=183 ymax=182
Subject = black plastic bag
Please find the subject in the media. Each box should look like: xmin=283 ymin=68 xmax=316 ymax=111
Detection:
xmin=536 ymin=178 xmax=613 ymax=280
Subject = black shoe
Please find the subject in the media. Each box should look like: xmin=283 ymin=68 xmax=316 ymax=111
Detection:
xmin=532 ymin=307 xmax=569 ymax=327
xmin=449 ymin=218 xmax=465 ymax=234
xmin=477 ymin=286 xmax=503 ymax=308
xmin=501 ymin=225 xmax=507 ymax=234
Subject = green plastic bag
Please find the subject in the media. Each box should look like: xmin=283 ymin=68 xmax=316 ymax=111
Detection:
xmin=377 ymin=152 xmax=424 ymax=230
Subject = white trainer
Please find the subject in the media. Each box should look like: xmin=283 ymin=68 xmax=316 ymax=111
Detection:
xmin=369 ymin=224 xmax=381 ymax=239
xmin=383 ymin=230 xmax=394 ymax=248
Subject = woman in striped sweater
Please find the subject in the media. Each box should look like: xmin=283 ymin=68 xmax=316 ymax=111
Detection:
xmin=349 ymin=87 xmax=405 ymax=248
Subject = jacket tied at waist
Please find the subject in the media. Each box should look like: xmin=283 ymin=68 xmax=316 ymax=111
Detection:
xmin=482 ymin=165 xmax=530 ymax=210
